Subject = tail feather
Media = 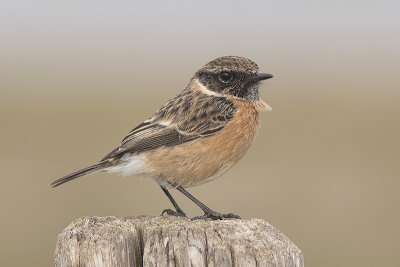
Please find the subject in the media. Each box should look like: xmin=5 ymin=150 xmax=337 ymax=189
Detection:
xmin=51 ymin=161 xmax=109 ymax=188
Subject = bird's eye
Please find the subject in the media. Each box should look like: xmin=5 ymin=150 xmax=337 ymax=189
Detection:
xmin=219 ymin=71 xmax=233 ymax=83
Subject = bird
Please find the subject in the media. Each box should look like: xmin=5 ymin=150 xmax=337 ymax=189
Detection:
xmin=51 ymin=56 xmax=273 ymax=220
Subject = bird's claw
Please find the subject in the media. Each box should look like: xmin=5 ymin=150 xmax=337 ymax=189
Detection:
xmin=191 ymin=212 xmax=241 ymax=221
xmin=161 ymin=208 xmax=187 ymax=217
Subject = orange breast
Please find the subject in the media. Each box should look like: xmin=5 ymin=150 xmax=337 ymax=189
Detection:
xmin=142 ymin=98 xmax=261 ymax=188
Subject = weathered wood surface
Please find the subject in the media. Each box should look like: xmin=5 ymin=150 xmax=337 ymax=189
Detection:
xmin=55 ymin=216 xmax=303 ymax=267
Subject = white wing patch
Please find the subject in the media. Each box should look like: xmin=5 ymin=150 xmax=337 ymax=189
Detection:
xmin=158 ymin=121 xmax=172 ymax=126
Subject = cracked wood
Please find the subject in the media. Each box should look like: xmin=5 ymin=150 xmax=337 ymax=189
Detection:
xmin=54 ymin=216 xmax=303 ymax=267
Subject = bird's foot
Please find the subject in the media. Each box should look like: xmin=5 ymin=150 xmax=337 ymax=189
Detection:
xmin=161 ymin=208 xmax=187 ymax=217
xmin=192 ymin=211 xmax=241 ymax=220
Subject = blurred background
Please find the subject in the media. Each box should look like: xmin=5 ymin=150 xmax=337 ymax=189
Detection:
xmin=1 ymin=0 xmax=399 ymax=266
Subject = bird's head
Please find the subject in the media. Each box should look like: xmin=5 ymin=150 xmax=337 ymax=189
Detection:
xmin=192 ymin=56 xmax=273 ymax=102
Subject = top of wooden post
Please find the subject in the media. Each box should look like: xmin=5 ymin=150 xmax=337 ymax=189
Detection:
xmin=55 ymin=216 xmax=303 ymax=267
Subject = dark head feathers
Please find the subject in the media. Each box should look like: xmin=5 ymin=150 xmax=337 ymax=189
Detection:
xmin=193 ymin=56 xmax=271 ymax=102
xmin=199 ymin=56 xmax=259 ymax=74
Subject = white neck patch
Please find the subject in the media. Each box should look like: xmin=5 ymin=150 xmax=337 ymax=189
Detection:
xmin=195 ymin=79 xmax=271 ymax=111
xmin=195 ymin=79 xmax=223 ymax=97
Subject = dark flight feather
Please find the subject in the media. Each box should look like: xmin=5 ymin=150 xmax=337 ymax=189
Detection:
xmin=50 ymin=161 xmax=110 ymax=187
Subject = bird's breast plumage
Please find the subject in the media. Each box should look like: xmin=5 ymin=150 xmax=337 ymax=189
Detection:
xmin=141 ymin=97 xmax=262 ymax=188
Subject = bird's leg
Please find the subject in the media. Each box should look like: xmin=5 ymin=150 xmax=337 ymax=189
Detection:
xmin=174 ymin=185 xmax=241 ymax=220
xmin=160 ymin=186 xmax=187 ymax=217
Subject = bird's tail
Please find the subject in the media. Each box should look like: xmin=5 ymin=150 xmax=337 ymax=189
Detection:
xmin=50 ymin=161 xmax=110 ymax=188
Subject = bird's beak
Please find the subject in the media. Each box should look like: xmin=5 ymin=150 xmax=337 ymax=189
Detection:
xmin=248 ymin=73 xmax=273 ymax=82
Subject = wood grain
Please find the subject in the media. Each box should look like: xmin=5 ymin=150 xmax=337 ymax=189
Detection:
xmin=55 ymin=216 xmax=303 ymax=267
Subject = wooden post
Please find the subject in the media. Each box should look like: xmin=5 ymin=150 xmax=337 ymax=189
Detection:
xmin=55 ymin=216 xmax=303 ymax=267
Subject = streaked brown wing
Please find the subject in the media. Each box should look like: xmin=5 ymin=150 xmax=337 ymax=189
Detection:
xmin=101 ymin=90 xmax=237 ymax=160
xmin=101 ymin=123 xmax=198 ymax=160
xmin=119 ymin=123 xmax=199 ymax=152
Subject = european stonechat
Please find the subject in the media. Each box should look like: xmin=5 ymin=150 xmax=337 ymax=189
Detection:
xmin=51 ymin=56 xmax=273 ymax=220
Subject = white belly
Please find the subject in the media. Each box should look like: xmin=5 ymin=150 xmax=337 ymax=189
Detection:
xmin=104 ymin=154 xmax=146 ymax=176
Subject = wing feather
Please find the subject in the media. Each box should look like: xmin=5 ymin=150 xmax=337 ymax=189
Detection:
xmin=101 ymin=89 xmax=237 ymax=160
